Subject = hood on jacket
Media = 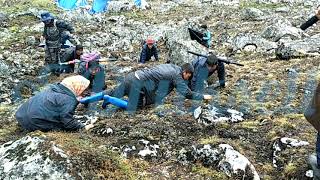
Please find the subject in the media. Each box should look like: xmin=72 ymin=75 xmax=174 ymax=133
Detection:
xmin=61 ymin=75 xmax=90 ymax=96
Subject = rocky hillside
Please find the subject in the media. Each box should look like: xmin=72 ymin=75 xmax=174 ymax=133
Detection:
xmin=0 ymin=0 xmax=320 ymax=179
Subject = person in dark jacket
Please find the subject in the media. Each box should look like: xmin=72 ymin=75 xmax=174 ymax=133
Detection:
xmin=304 ymin=77 xmax=320 ymax=179
xmin=190 ymin=54 xmax=225 ymax=92
xmin=78 ymin=60 xmax=105 ymax=93
xmin=15 ymin=75 xmax=94 ymax=132
xmin=60 ymin=45 xmax=84 ymax=73
xmin=40 ymin=12 xmax=77 ymax=73
xmin=139 ymin=38 xmax=159 ymax=64
xmin=106 ymin=63 xmax=213 ymax=112
xmin=300 ymin=7 xmax=320 ymax=30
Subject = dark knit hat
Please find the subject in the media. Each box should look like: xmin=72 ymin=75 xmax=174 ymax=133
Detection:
xmin=181 ymin=63 xmax=194 ymax=74
xmin=206 ymin=54 xmax=218 ymax=66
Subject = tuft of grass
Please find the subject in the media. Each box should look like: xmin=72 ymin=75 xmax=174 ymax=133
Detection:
xmin=199 ymin=135 xmax=221 ymax=145
xmin=1 ymin=0 xmax=59 ymax=14
xmin=239 ymin=1 xmax=283 ymax=9
xmin=192 ymin=164 xmax=228 ymax=179
xmin=46 ymin=132 xmax=139 ymax=179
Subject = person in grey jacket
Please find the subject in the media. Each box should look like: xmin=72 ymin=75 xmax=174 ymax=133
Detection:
xmin=190 ymin=54 xmax=225 ymax=92
xmin=107 ymin=63 xmax=212 ymax=112
xmin=15 ymin=75 xmax=94 ymax=132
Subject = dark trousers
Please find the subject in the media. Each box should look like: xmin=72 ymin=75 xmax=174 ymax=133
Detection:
xmin=109 ymin=72 xmax=149 ymax=112
xmin=317 ymin=132 xmax=320 ymax=167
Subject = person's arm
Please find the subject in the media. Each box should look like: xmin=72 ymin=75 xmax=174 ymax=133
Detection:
xmin=153 ymin=45 xmax=159 ymax=61
xmin=217 ymin=62 xmax=226 ymax=87
xmin=60 ymin=101 xmax=85 ymax=131
xmin=174 ymin=75 xmax=204 ymax=100
xmin=300 ymin=16 xmax=319 ymax=30
xmin=56 ymin=20 xmax=75 ymax=33
xmin=139 ymin=45 xmax=147 ymax=63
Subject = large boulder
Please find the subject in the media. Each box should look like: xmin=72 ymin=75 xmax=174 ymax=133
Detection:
xmin=275 ymin=34 xmax=320 ymax=60
xmin=242 ymin=8 xmax=264 ymax=21
xmin=178 ymin=144 xmax=260 ymax=179
xmin=165 ymin=24 xmax=207 ymax=64
xmin=194 ymin=105 xmax=244 ymax=126
xmin=0 ymin=136 xmax=74 ymax=179
xmin=232 ymin=33 xmax=277 ymax=53
xmin=261 ymin=18 xmax=304 ymax=42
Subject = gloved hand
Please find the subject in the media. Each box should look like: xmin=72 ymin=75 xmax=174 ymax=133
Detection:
xmin=84 ymin=124 xmax=94 ymax=131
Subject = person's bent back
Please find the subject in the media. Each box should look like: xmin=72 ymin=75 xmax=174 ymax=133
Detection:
xmin=15 ymin=75 xmax=90 ymax=132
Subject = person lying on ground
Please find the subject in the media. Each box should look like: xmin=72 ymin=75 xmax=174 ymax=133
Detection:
xmin=105 ymin=63 xmax=212 ymax=112
xmin=15 ymin=75 xmax=94 ymax=132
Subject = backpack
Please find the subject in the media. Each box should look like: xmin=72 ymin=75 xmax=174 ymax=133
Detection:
xmin=80 ymin=52 xmax=101 ymax=70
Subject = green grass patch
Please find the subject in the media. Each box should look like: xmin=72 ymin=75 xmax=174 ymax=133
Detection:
xmin=192 ymin=164 xmax=228 ymax=179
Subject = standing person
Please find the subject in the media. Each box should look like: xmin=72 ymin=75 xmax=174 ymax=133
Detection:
xmin=189 ymin=54 xmax=225 ymax=92
xmin=15 ymin=75 xmax=94 ymax=132
xmin=139 ymin=38 xmax=159 ymax=64
xmin=60 ymin=45 xmax=84 ymax=73
xmin=200 ymin=24 xmax=212 ymax=48
xmin=106 ymin=63 xmax=212 ymax=112
xmin=40 ymin=12 xmax=77 ymax=73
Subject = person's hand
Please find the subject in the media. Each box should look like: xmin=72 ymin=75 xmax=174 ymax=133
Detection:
xmin=203 ymin=95 xmax=213 ymax=100
xmin=316 ymin=7 xmax=320 ymax=19
xmin=84 ymin=124 xmax=94 ymax=131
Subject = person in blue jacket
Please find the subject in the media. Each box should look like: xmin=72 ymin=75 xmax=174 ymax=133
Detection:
xmin=189 ymin=54 xmax=225 ymax=93
xmin=139 ymin=38 xmax=159 ymax=64
xmin=78 ymin=60 xmax=105 ymax=93
xmin=15 ymin=75 xmax=94 ymax=132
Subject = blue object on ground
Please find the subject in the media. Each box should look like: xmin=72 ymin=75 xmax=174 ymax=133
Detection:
xmin=91 ymin=0 xmax=109 ymax=14
xmin=58 ymin=0 xmax=78 ymax=10
xmin=102 ymin=95 xmax=128 ymax=109
xmin=134 ymin=0 xmax=141 ymax=6
xmin=79 ymin=91 xmax=105 ymax=104
xmin=78 ymin=0 xmax=88 ymax=7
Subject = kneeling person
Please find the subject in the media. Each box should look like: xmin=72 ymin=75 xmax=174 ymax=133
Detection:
xmin=15 ymin=75 xmax=94 ymax=132
xmin=78 ymin=58 xmax=105 ymax=93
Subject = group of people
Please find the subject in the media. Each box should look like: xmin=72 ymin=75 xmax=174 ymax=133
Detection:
xmin=14 ymin=8 xmax=320 ymax=178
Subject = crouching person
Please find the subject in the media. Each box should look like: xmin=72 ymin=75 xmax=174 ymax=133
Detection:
xmin=78 ymin=53 xmax=105 ymax=93
xmin=106 ymin=63 xmax=212 ymax=112
xmin=15 ymin=75 xmax=94 ymax=132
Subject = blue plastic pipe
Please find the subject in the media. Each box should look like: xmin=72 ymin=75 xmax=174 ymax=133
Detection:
xmin=102 ymin=95 xmax=128 ymax=109
xmin=79 ymin=92 xmax=105 ymax=104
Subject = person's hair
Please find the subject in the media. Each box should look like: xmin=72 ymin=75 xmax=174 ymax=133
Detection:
xmin=200 ymin=24 xmax=208 ymax=29
xmin=207 ymin=54 xmax=218 ymax=66
xmin=181 ymin=63 xmax=194 ymax=74
xmin=76 ymin=45 xmax=83 ymax=51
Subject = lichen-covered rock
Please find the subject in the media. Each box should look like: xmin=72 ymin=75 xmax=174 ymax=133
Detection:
xmin=272 ymin=137 xmax=309 ymax=168
xmin=178 ymin=144 xmax=260 ymax=179
xmin=107 ymin=0 xmax=135 ymax=13
xmin=231 ymin=33 xmax=277 ymax=53
xmin=0 ymin=136 xmax=74 ymax=180
xmin=242 ymin=8 xmax=264 ymax=21
xmin=275 ymin=34 xmax=320 ymax=60
xmin=194 ymin=105 xmax=244 ymax=126
xmin=261 ymin=18 xmax=304 ymax=42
